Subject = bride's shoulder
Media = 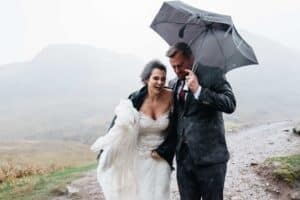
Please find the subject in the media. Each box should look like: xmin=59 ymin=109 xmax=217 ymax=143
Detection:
xmin=163 ymin=88 xmax=173 ymax=104
xmin=163 ymin=87 xmax=173 ymax=96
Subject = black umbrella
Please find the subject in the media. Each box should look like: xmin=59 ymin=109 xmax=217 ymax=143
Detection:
xmin=150 ymin=1 xmax=258 ymax=72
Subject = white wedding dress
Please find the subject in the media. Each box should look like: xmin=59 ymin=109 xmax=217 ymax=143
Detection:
xmin=136 ymin=111 xmax=171 ymax=200
xmin=91 ymin=100 xmax=171 ymax=200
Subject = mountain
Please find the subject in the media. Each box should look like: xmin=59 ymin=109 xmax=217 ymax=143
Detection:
xmin=0 ymin=44 xmax=143 ymax=142
xmin=0 ymin=32 xmax=300 ymax=142
xmin=225 ymin=31 xmax=300 ymax=124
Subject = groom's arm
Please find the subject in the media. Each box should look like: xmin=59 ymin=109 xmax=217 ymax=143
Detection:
xmin=196 ymin=76 xmax=236 ymax=114
xmin=190 ymin=66 xmax=236 ymax=114
xmin=154 ymin=120 xmax=177 ymax=170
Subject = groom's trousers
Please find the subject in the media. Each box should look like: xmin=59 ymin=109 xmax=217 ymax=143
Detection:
xmin=176 ymin=143 xmax=227 ymax=200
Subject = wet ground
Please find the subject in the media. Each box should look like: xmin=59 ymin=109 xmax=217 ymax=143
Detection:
xmin=53 ymin=120 xmax=300 ymax=200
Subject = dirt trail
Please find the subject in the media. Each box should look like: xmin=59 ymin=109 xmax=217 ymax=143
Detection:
xmin=53 ymin=120 xmax=300 ymax=200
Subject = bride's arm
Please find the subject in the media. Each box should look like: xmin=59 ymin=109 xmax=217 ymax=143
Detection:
xmin=93 ymin=91 xmax=137 ymax=159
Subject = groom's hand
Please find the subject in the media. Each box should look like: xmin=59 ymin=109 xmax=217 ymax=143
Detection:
xmin=184 ymin=69 xmax=200 ymax=93
xmin=151 ymin=151 xmax=162 ymax=160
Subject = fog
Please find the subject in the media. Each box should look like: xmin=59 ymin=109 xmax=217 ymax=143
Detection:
xmin=0 ymin=1 xmax=299 ymax=142
xmin=1 ymin=0 xmax=300 ymax=65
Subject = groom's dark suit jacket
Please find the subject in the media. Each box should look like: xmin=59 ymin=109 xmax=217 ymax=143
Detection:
xmin=156 ymin=63 xmax=236 ymax=166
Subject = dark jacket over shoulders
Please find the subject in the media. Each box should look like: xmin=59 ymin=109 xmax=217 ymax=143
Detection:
xmin=106 ymin=86 xmax=176 ymax=169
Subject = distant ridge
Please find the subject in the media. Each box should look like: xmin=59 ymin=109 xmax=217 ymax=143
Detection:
xmin=0 ymin=32 xmax=299 ymax=141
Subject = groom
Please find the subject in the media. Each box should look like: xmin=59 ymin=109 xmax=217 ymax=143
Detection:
xmin=158 ymin=42 xmax=236 ymax=200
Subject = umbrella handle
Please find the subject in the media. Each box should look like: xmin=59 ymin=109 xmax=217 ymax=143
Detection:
xmin=183 ymin=63 xmax=198 ymax=92
xmin=183 ymin=82 xmax=189 ymax=92
xmin=191 ymin=62 xmax=198 ymax=73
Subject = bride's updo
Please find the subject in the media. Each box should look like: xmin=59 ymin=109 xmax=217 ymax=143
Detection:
xmin=140 ymin=60 xmax=167 ymax=84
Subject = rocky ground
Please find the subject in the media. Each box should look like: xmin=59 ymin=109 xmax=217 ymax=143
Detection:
xmin=53 ymin=120 xmax=300 ymax=200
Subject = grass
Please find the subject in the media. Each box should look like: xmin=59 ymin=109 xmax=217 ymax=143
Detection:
xmin=265 ymin=154 xmax=300 ymax=184
xmin=0 ymin=139 xmax=99 ymax=199
xmin=0 ymin=162 xmax=97 ymax=200
xmin=0 ymin=140 xmax=96 ymax=183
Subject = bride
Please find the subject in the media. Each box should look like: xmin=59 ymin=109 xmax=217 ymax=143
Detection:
xmin=91 ymin=60 xmax=176 ymax=200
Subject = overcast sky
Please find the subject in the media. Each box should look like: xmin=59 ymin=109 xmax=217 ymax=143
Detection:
xmin=0 ymin=0 xmax=299 ymax=65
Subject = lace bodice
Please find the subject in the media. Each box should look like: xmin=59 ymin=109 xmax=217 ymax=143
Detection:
xmin=137 ymin=111 xmax=170 ymax=151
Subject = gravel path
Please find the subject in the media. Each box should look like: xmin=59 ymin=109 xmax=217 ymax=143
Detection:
xmin=224 ymin=120 xmax=299 ymax=200
xmin=53 ymin=120 xmax=300 ymax=200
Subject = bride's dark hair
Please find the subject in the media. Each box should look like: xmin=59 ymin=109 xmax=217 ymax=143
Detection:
xmin=140 ymin=60 xmax=167 ymax=84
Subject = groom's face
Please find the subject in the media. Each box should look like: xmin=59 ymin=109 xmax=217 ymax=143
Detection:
xmin=169 ymin=52 xmax=192 ymax=80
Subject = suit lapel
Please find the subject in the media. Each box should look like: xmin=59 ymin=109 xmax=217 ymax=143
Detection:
xmin=171 ymin=78 xmax=193 ymax=117
xmin=172 ymin=78 xmax=180 ymax=95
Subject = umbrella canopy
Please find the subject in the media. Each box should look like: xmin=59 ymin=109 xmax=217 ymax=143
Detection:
xmin=150 ymin=1 xmax=258 ymax=72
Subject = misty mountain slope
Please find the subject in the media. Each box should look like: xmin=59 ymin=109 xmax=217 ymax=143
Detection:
xmin=226 ymin=31 xmax=300 ymax=124
xmin=1 ymin=44 xmax=142 ymax=99
xmin=0 ymin=44 xmax=143 ymax=141
xmin=1 ymin=31 xmax=300 ymax=142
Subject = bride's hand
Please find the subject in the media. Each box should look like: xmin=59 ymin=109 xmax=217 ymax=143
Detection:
xmin=151 ymin=151 xmax=162 ymax=160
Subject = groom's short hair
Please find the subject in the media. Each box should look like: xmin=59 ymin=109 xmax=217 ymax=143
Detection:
xmin=166 ymin=42 xmax=193 ymax=59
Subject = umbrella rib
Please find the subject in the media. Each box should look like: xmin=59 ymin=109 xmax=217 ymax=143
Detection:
xmin=191 ymin=30 xmax=208 ymax=73
xmin=189 ymin=28 xmax=207 ymax=46
xmin=152 ymin=21 xmax=203 ymax=26
xmin=211 ymin=29 xmax=227 ymax=69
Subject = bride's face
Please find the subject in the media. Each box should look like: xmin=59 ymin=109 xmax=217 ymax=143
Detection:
xmin=146 ymin=68 xmax=166 ymax=95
